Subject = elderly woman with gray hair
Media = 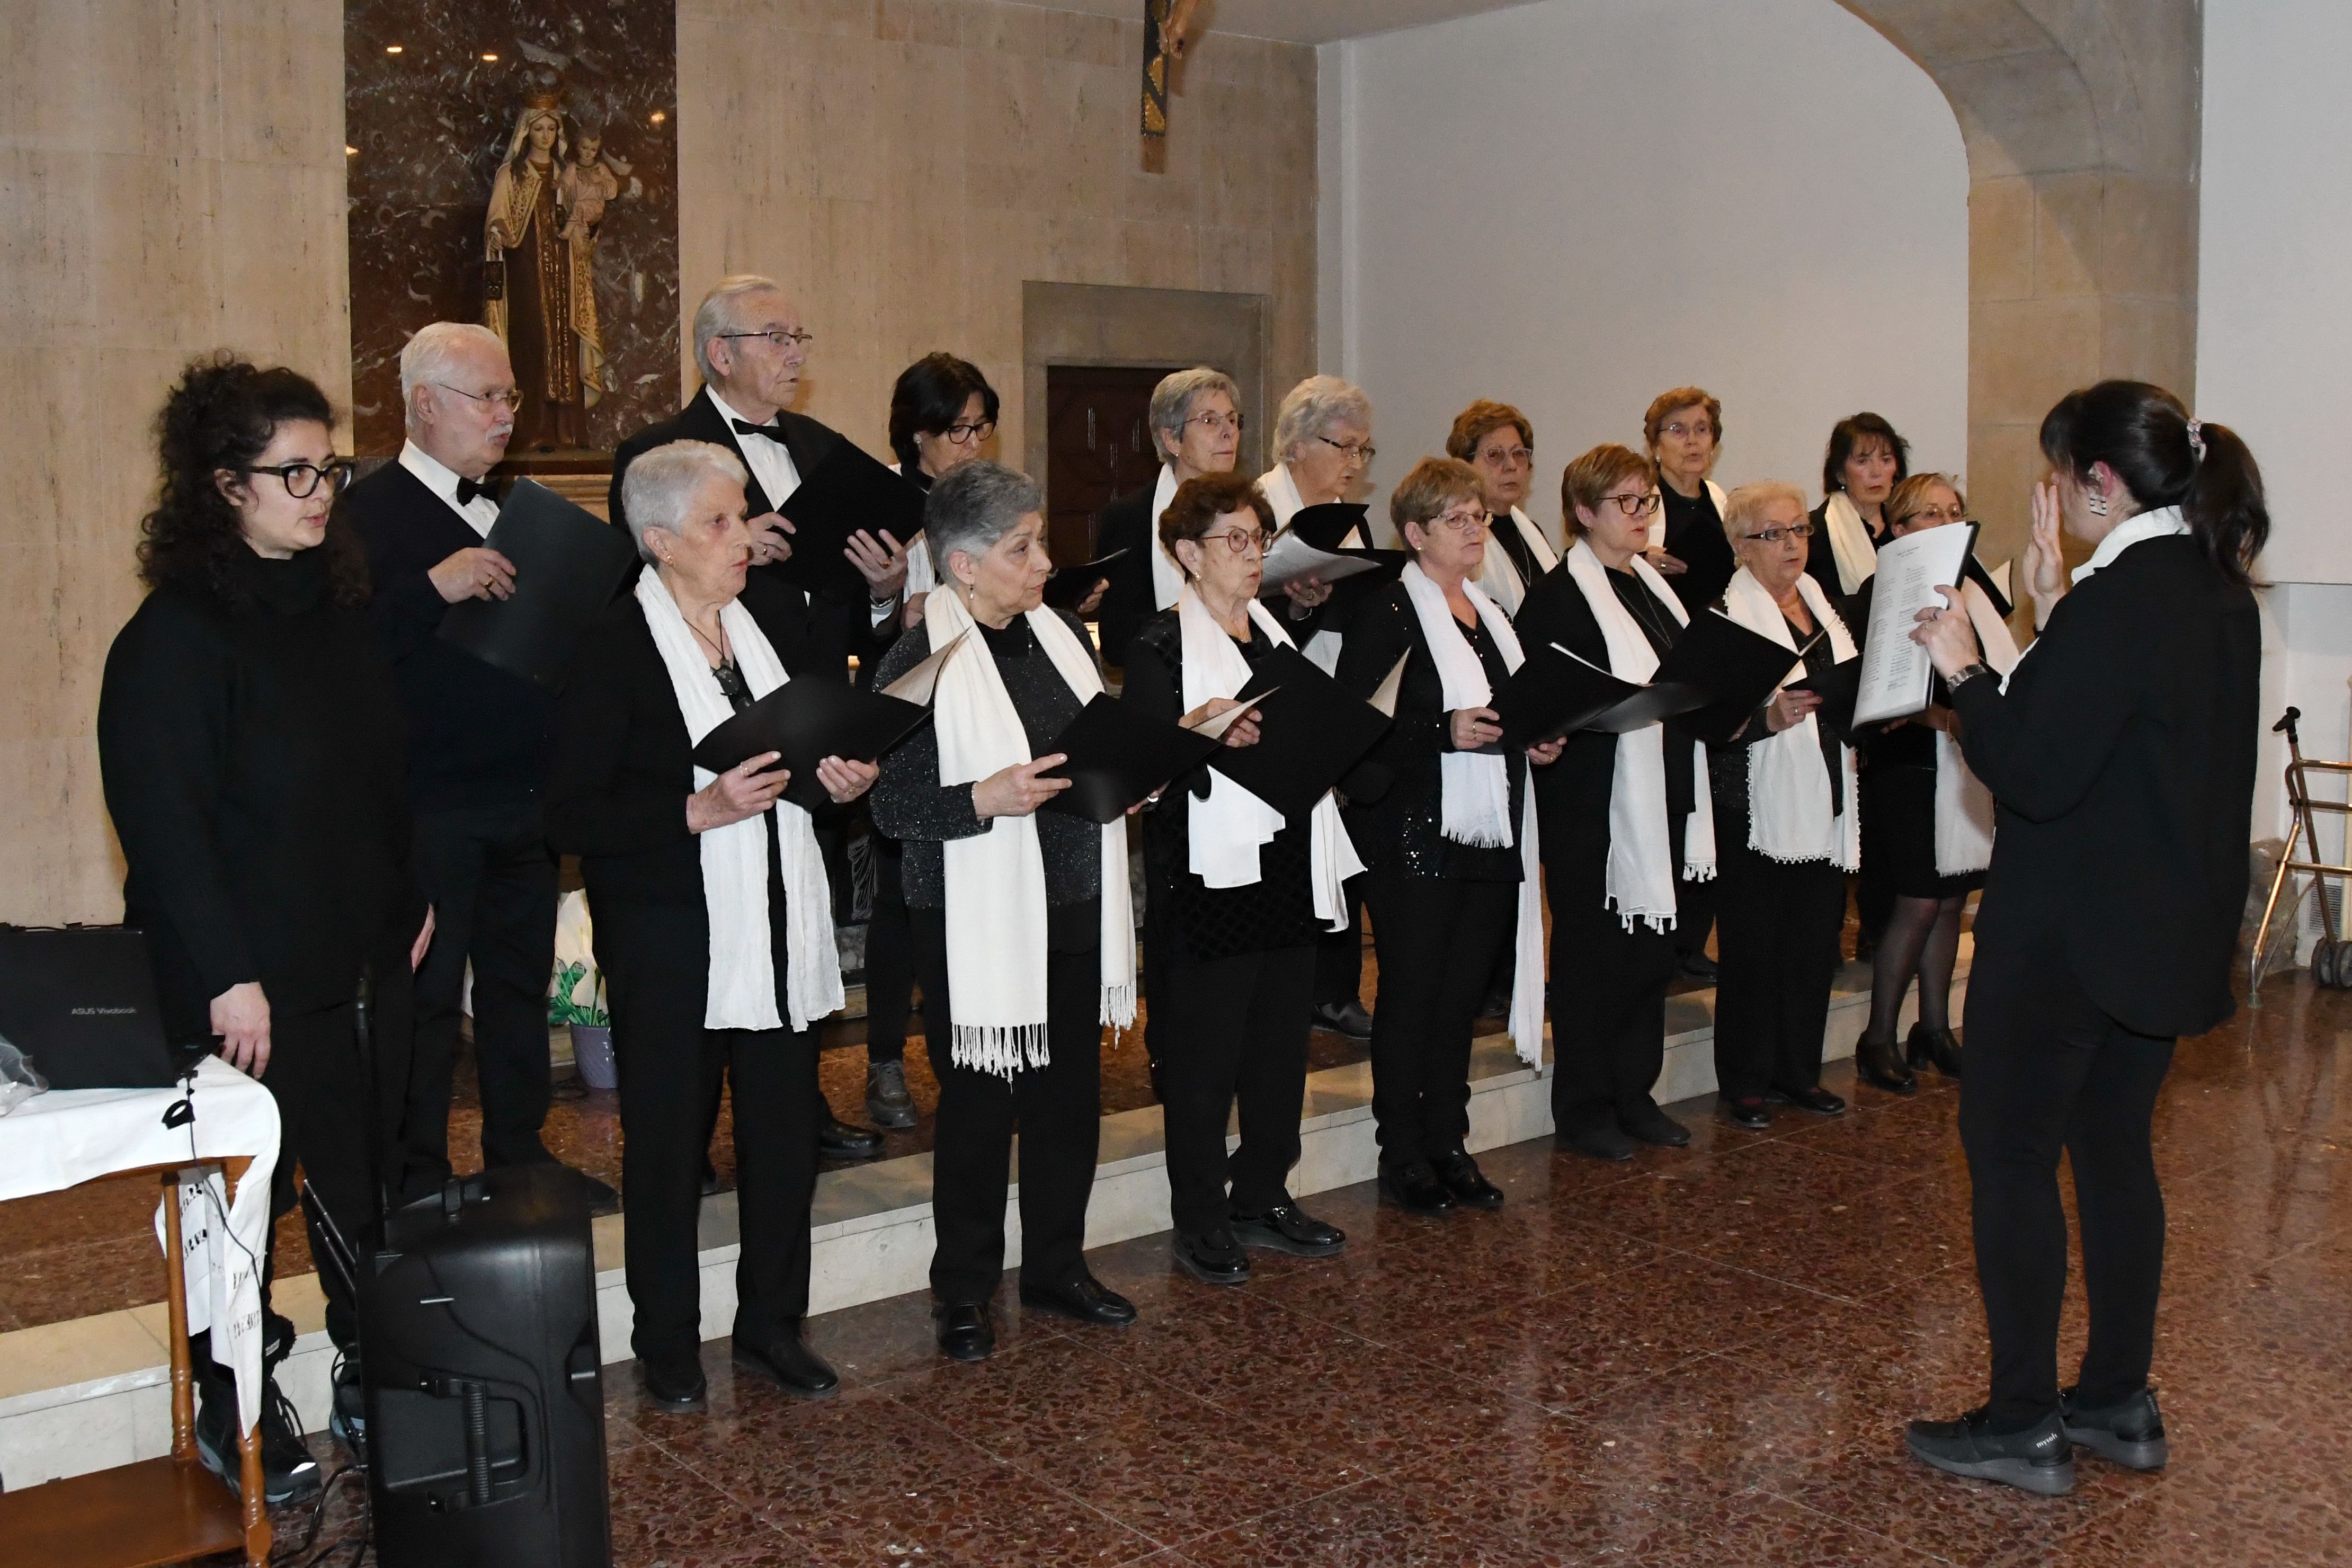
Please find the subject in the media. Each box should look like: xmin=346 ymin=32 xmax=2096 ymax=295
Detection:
xmin=549 ymin=439 xmax=878 ymax=1412
xmin=1093 ymin=366 xmax=1246 ymax=667
xmin=869 ymin=460 xmax=1141 ymax=1362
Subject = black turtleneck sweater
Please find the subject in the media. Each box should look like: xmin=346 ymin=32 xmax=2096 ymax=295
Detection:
xmin=97 ymin=545 xmax=418 ymax=1041
xmin=1658 ymin=481 xmax=1736 ymax=612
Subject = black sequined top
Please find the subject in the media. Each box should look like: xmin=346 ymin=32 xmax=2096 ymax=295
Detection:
xmin=1332 ymin=584 xmax=1527 ymax=884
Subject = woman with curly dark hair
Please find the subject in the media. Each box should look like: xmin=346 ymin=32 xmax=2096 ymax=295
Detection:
xmin=96 ymin=354 xmax=429 ymax=1504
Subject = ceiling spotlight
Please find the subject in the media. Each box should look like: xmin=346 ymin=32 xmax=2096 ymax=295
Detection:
xmin=481 ymin=52 xmax=498 ymax=61
xmin=385 ymin=44 xmax=403 ymax=54
xmin=649 ymin=111 xmax=666 ymax=124
xmin=345 ymin=145 xmax=358 ymax=156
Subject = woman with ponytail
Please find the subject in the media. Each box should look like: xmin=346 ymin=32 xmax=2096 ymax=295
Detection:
xmin=1902 ymin=381 xmax=2264 ymax=1496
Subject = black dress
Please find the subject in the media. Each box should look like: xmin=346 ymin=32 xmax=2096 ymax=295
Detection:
xmin=1849 ymin=574 xmax=1985 ymax=901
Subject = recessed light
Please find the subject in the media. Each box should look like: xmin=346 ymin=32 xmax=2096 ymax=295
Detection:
xmin=385 ymin=44 xmax=403 ymax=54
xmin=345 ymin=145 xmax=358 ymax=156
xmin=649 ymin=111 xmax=666 ymax=124
xmin=481 ymin=52 xmax=497 ymax=61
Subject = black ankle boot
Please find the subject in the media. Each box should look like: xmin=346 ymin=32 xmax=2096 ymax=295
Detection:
xmin=1857 ymin=1031 xmax=1917 ymax=1094
xmin=1906 ymin=1022 xmax=1963 ymax=1079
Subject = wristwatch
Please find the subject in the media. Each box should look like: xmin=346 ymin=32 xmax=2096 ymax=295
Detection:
xmin=1947 ymin=661 xmax=1993 ymax=692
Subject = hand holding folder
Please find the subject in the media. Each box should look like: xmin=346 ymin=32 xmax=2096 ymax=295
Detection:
xmin=689 ymin=630 xmax=967 ymax=810
xmin=776 ymin=441 xmax=928 ymax=603
xmin=1201 ymin=645 xmax=1394 ymax=818
xmin=1042 ymin=548 xmax=1126 ymax=610
xmin=435 ymin=478 xmax=642 ymax=686
xmin=1037 ymin=694 xmax=1223 ymax=824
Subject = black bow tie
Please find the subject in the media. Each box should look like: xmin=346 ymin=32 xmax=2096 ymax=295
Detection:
xmin=453 ymin=475 xmax=493 ymax=506
xmin=732 ymin=418 xmax=790 ymax=444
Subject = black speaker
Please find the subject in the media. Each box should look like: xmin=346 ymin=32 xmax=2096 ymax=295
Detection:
xmin=362 ymin=1165 xmax=611 ymax=1567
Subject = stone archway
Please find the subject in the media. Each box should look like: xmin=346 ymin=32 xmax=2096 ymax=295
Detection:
xmin=1831 ymin=0 xmax=2200 ymax=565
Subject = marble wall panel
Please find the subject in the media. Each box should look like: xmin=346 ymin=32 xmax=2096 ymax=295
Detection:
xmin=344 ymin=0 xmax=679 ymax=454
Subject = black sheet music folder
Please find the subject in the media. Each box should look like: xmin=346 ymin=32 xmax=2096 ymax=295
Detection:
xmin=1203 ymin=645 xmax=1394 ymax=819
xmin=1038 ymin=694 xmax=1223 ymax=824
xmin=774 ymin=441 xmax=928 ymax=603
xmin=435 ymin=478 xmax=642 ymax=687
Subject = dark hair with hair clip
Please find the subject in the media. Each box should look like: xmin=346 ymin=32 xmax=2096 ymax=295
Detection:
xmin=2038 ymin=380 xmax=2268 ymax=590
xmin=888 ymin=352 xmax=1000 ymax=477
xmin=1821 ymin=412 xmax=1911 ymax=498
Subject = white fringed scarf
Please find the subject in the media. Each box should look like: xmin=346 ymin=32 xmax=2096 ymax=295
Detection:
xmin=1262 ymin=463 xmax=1362 ymax=674
xmin=1560 ymin=542 xmax=1718 ymax=931
xmin=924 ymin=584 xmax=1136 ymax=1076
xmin=1822 ymin=491 xmax=1881 ymax=598
xmin=1174 ymin=584 xmax=1365 ymax=924
xmin=1932 ymin=575 xmax=2020 ymax=876
xmin=1146 ymin=464 xmax=1184 ymax=613
xmin=632 ymin=570 xmax=844 ymax=1031
xmin=1475 ymin=506 xmax=1561 ymax=617
xmin=1721 ymin=568 xmax=1860 ymax=869
xmin=1396 ymin=561 xmax=1547 ymax=1066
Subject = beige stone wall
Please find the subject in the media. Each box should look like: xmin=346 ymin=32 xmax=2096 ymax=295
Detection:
xmin=675 ymin=0 xmax=1318 ymax=465
xmin=0 ymin=0 xmax=352 ymax=925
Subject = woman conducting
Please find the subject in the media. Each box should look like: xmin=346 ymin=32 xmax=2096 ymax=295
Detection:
xmin=98 ymin=356 xmax=427 ymax=1501
xmin=549 ymin=440 xmax=877 ymax=1410
xmin=1092 ymin=366 xmax=1245 ymax=669
xmin=1121 ymin=471 xmax=1359 ymax=1283
xmin=1708 ymin=483 xmax=1857 ymax=1131
xmin=1806 ymin=412 xmax=1910 ymax=607
xmin=869 ymin=461 xmax=1140 ymax=1362
xmin=1514 ymin=445 xmax=1715 ymax=1161
xmin=1905 ymin=382 xmax=2262 ymax=1495
xmin=1847 ymin=473 xmax=2017 ymax=1093
xmin=1336 ymin=458 xmax=1561 ymax=1215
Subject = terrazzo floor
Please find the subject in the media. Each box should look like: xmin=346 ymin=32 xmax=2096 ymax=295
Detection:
xmin=203 ymin=968 xmax=2350 ymax=1566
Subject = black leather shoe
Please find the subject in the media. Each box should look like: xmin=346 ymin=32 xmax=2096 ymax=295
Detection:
xmin=572 ymin=1167 xmax=622 ymax=1215
xmin=1677 ymin=950 xmax=1720 ymax=984
xmin=1019 ymin=1272 xmax=1138 ymax=1327
xmin=933 ymin=1301 xmax=995 ymax=1362
xmin=1172 ymin=1227 xmax=1252 ymax=1285
xmin=1857 ymin=1032 xmax=1918 ymax=1094
xmin=638 ymin=1358 xmax=709 ymax=1412
xmin=866 ymin=1060 xmax=917 ymax=1130
xmin=1620 ymin=1107 xmax=1691 ymax=1147
xmin=1767 ymin=1083 xmax=1847 ymax=1116
xmin=1558 ymin=1124 xmax=1637 ymax=1162
xmin=1906 ymin=1406 xmax=2073 ymax=1495
xmin=1378 ymin=1160 xmax=1456 ymax=1214
xmin=1312 ymin=1000 xmax=1374 ymax=1039
xmin=1908 ymin=1022 xmax=1964 ymax=1079
xmin=1231 ymin=1201 xmax=1347 ymax=1257
xmin=1722 ymin=1095 xmax=1772 ymax=1130
xmin=1476 ymin=987 xmax=1510 ymax=1019
xmin=2061 ymin=1385 xmax=2168 ymax=1471
xmin=700 ymin=1157 xmax=723 ymax=1196
xmin=819 ymin=1115 xmax=885 ymax=1161
xmin=733 ymin=1330 xmax=840 ymax=1400
xmin=1432 ymin=1151 xmax=1505 ymax=1209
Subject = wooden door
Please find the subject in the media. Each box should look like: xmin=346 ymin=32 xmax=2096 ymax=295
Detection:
xmin=1044 ymin=365 xmax=1177 ymax=563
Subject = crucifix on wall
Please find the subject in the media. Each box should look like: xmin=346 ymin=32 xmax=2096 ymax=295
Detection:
xmin=1141 ymin=0 xmax=1204 ymax=170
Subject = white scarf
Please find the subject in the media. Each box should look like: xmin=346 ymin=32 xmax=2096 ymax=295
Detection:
xmin=1146 ymin=464 xmax=1184 ymax=612
xmin=1396 ymin=561 xmax=1547 ymax=1066
xmin=1174 ymin=584 xmax=1365 ymax=924
xmin=1560 ymin=542 xmax=1718 ymax=931
xmin=1475 ymin=506 xmax=1560 ymax=617
xmin=1932 ymin=576 xmax=2020 ymax=876
xmin=924 ymin=584 xmax=1136 ymax=1076
xmin=1645 ymin=478 xmax=1728 ymax=551
xmin=1822 ymin=491 xmax=1880 ymax=598
xmin=1721 ymin=568 xmax=1860 ymax=869
xmin=631 ymin=571 xmax=844 ymax=1031
xmin=1262 ymin=463 xmax=1360 ymax=674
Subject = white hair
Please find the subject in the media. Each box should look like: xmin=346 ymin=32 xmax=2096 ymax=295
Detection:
xmin=691 ymin=274 xmax=787 ymax=384
xmin=1272 ymin=375 xmax=1373 ymax=463
xmin=621 ymin=441 xmax=749 ymax=565
xmin=1147 ymin=367 xmax=1240 ymax=459
xmin=398 ymin=322 xmax=506 ymax=416
xmin=1722 ymin=480 xmax=1810 ymax=541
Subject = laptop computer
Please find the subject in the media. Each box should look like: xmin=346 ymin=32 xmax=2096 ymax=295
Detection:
xmin=0 ymin=926 xmax=204 ymax=1090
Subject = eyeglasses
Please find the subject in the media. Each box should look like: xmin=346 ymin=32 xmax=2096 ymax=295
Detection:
xmin=939 ymin=420 xmax=996 ymax=446
xmin=1477 ymin=445 xmax=1532 ymax=467
xmin=1199 ymin=527 xmax=1269 ymax=555
xmin=243 ymin=459 xmax=354 ymax=499
xmin=1740 ymin=522 xmax=1818 ymax=545
xmin=1661 ymin=421 xmax=1716 ymax=441
xmin=1897 ymin=505 xmax=1971 ymax=527
xmin=716 ymin=328 xmax=814 ymax=351
xmin=1418 ymin=507 xmax=1487 ymax=537
xmin=1183 ymin=410 xmax=1245 ymax=435
xmin=433 ymin=382 xmax=525 ymax=412
xmin=1317 ymin=435 xmax=1377 ymax=465
xmin=1601 ymin=492 xmax=1662 ymax=518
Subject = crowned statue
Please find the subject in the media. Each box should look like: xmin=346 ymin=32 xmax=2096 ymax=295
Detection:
xmin=484 ymin=93 xmax=621 ymax=451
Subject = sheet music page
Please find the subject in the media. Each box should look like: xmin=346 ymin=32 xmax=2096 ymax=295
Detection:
xmin=880 ymin=627 xmax=969 ymax=705
xmin=1852 ymin=524 xmax=1977 ymax=727
xmin=1259 ymin=532 xmax=1383 ymax=592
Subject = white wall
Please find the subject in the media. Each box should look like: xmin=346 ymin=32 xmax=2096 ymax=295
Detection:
xmin=1317 ymin=0 xmax=1967 ymax=539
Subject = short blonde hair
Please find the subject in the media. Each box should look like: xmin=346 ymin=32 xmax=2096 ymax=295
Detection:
xmin=1721 ymin=480 xmax=1808 ymax=541
xmin=1887 ymin=471 xmax=1965 ymax=530
xmin=1390 ymin=457 xmax=1483 ymax=544
xmin=1273 ymin=375 xmax=1373 ymax=463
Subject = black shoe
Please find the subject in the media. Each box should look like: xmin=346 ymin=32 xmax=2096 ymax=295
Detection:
xmin=1230 ymin=1201 xmax=1347 ymax=1257
xmin=1476 ymin=987 xmax=1510 ymax=1019
xmin=1906 ymin=1406 xmax=2074 ymax=1496
xmin=638 ymin=1356 xmax=709 ymax=1412
xmin=2060 ymin=1385 xmax=2168 ymax=1471
xmin=866 ymin=1060 xmax=917 ymax=1130
xmin=1172 ymin=1227 xmax=1252 ymax=1286
xmin=733 ymin=1329 xmax=840 ymax=1400
xmin=1677 ymin=950 xmax=1719 ymax=984
xmin=1856 ymin=1032 xmax=1918 ymax=1094
xmin=1767 ymin=1083 xmax=1847 ymax=1116
xmin=1432 ymin=1151 xmax=1505 ymax=1209
xmin=1722 ymin=1095 xmax=1772 ymax=1130
xmin=196 ymin=1379 xmax=321 ymax=1505
xmin=565 ymin=1165 xmax=621 ymax=1215
xmin=933 ymin=1301 xmax=995 ymax=1362
xmin=1558 ymin=1123 xmax=1637 ymax=1162
xmin=819 ymin=1115 xmax=885 ymax=1161
xmin=1312 ymin=999 xmax=1375 ymax=1039
xmin=1620 ymin=1107 xmax=1691 ymax=1147
xmin=328 ymin=1348 xmax=366 ymax=1459
xmin=1908 ymin=1022 xmax=1964 ymax=1079
xmin=1378 ymin=1160 xmax=1456 ymax=1215
xmin=1020 ymin=1271 xmax=1138 ymax=1326
xmin=700 ymin=1157 xmax=722 ymax=1197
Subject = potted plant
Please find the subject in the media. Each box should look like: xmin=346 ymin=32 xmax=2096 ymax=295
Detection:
xmin=550 ymin=959 xmax=615 ymax=1090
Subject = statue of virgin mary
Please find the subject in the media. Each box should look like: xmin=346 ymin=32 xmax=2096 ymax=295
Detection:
xmin=484 ymin=94 xmax=609 ymax=450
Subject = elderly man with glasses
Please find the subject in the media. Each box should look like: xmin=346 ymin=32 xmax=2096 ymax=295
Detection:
xmin=347 ymin=322 xmax=621 ymax=1237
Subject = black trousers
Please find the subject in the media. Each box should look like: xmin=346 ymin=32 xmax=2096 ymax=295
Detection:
xmin=1312 ymin=883 xmax=1365 ymax=1009
xmin=1545 ymin=845 xmax=1677 ymax=1138
xmin=599 ymin=899 xmax=819 ymax=1373
xmin=1148 ymin=939 xmax=1314 ymax=1235
xmin=863 ymin=834 xmax=921 ymax=1068
xmin=1712 ymin=840 xmax=1846 ymax=1101
xmin=1361 ymin=873 xmax=1516 ymax=1169
xmin=1962 ymin=940 xmax=2176 ymax=1427
xmin=404 ymin=802 xmax=559 ymax=1186
xmin=1672 ymin=855 xmax=1717 ymax=965
xmin=913 ymin=907 xmax=1103 ymax=1305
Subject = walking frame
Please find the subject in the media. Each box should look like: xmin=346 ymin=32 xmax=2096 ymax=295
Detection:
xmin=2249 ymin=706 xmax=2352 ymax=1000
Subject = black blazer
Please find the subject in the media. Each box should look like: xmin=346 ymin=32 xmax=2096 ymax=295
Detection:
xmin=1090 ymin=483 xmax=1157 ymax=670
xmin=343 ymin=461 xmax=558 ymax=814
xmin=1948 ymin=534 xmax=2258 ymax=1038
xmin=609 ymin=388 xmax=889 ymax=680
xmin=544 ymin=574 xmax=849 ymax=910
